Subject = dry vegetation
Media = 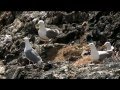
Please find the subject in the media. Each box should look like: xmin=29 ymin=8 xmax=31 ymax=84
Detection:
xmin=73 ymin=56 xmax=92 ymax=66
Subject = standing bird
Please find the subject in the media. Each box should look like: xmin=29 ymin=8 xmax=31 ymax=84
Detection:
xmin=23 ymin=37 xmax=43 ymax=64
xmin=35 ymin=20 xmax=59 ymax=43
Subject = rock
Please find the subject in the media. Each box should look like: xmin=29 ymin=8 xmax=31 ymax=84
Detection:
xmin=40 ymin=71 xmax=56 ymax=79
xmin=21 ymin=21 xmax=38 ymax=36
xmin=60 ymin=65 xmax=68 ymax=72
xmin=0 ymin=75 xmax=6 ymax=79
xmin=0 ymin=11 xmax=15 ymax=28
xmin=43 ymin=62 xmax=53 ymax=71
xmin=0 ymin=11 xmax=120 ymax=79
xmin=0 ymin=66 xmax=5 ymax=74
xmin=11 ymin=66 xmax=25 ymax=79
xmin=10 ymin=18 xmax=24 ymax=33
xmin=5 ymin=54 xmax=15 ymax=63
xmin=54 ymin=30 xmax=80 ymax=44
xmin=18 ymin=56 xmax=30 ymax=66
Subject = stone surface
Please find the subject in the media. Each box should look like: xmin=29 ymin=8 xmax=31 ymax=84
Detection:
xmin=0 ymin=11 xmax=119 ymax=79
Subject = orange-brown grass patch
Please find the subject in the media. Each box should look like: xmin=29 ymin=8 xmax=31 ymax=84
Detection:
xmin=53 ymin=44 xmax=83 ymax=62
xmin=82 ymin=45 xmax=90 ymax=51
xmin=42 ymin=43 xmax=90 ymax=63
xmin=73 ymin=55 xmax=93 ymax=67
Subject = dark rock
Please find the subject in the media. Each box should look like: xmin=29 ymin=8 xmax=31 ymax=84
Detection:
xmin=21 ymin=21 xmax=38 ymax=36
xmin=0 ymin=47 xmax=6 ymax=59
xmin=18 ymin=56 xmax=30 ymax=66
xmin=43 ymin=62 xmax=53 ymax=71
xmin=11 ymin=66 xmax=25 ymax=79
xmin=54 ymin=30 xmax=80 ymax=44
xmin=1 ymin=11 xmax=120 ymax=79
xmin=5 ymin=54 xmax=15 ymax=63
xmin=0 ymin=11 xmax=15 ymax=27
xmin=86 ymin=33 xmax=93 ymax=43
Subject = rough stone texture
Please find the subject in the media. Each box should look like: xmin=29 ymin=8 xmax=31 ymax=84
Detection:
xmin=0 ymin=11 xmax=119 ymax=79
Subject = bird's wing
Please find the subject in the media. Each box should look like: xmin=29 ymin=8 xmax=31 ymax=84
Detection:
xmin=99 ymin=52 xmax=111 ymax=60
xmin=46 ymin=28 xmax=59 ymax=34
xmin=31 ymin=49 xmax=42 ymax=60
xmin=38 ymin=28 xmax=50 ymax=41
xmin=98 ymin=51 xmax=109 ymax=55
xmin=24 ymin=49 xmax=41 ymax=63
xmin=46 ymin=29 xmax=59 ymax=39
xmin=98 ymin=51 xmax=112 ymax=60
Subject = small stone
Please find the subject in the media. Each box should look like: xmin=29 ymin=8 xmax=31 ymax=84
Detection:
xmin=0 ymin=75 xmax=6 ymax=79
xmin=0 ymin=66 xmax=5 ymax=74
xmin=43 ymin=63 xmax=53 ymax=71
xmin=5 ymin=54 xmax=15 ymax=63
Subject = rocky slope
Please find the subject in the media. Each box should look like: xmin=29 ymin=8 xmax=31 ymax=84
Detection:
xmin=0 ymin=11 xmax=120 ymax=79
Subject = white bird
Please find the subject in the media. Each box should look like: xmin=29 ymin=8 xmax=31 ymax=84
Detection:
xmin=36 ymin=20 xmax=59 ymax=43
xmin=103 ymin=42 xmax=114 ymax=52
xmin=88 ymin=43 xmax=111 ymax=61
xmin=23 ymin=37 xmax=43 ymax=64
xmin=103 ymin=42 xmax=119 ymax=60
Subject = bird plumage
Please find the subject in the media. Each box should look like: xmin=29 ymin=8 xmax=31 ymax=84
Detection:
xmin=103 ymin=42 xmax=114 ymax=51
xmin=88 ymin=43 xmax=110 ymax=61
xmin=24 ymin=37 xmax=42 ymax=64
xmin=36 ymin=20 xmax=59 ymax=42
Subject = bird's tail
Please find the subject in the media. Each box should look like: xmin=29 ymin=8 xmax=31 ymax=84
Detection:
xmin=54 ymin=29 xmax=60 ymax=34
xmin=37 ymin=59 xmax=43 ymax=65
xmin=37 ymin=59 xmax=44 ymax=68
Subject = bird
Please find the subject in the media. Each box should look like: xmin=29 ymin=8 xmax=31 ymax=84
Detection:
xmin=102 ymin=42 xmax=119 ymax=60
xmin=35 ymin=20 xmax=59 ymax=43
xmin=23 ymin=37 xmax=43 ymax=65
xmin=73 ymin=43 xmax=112 ymax=66
xmin=102 ymin=42 xmax=114 ymax=52
xmin=88 ymin=43 xmax=111 ymax=62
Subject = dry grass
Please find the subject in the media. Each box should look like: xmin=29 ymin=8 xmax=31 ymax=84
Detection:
xmin=82 ymin=45 xmax=90 ymax=50
xmin=53 ymin=44 xmax=83 ymax=62
xmin=73 ymin=55 xmax=93 ymax=67
xmin=41 ymin=42 xmax=91 ymax=64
